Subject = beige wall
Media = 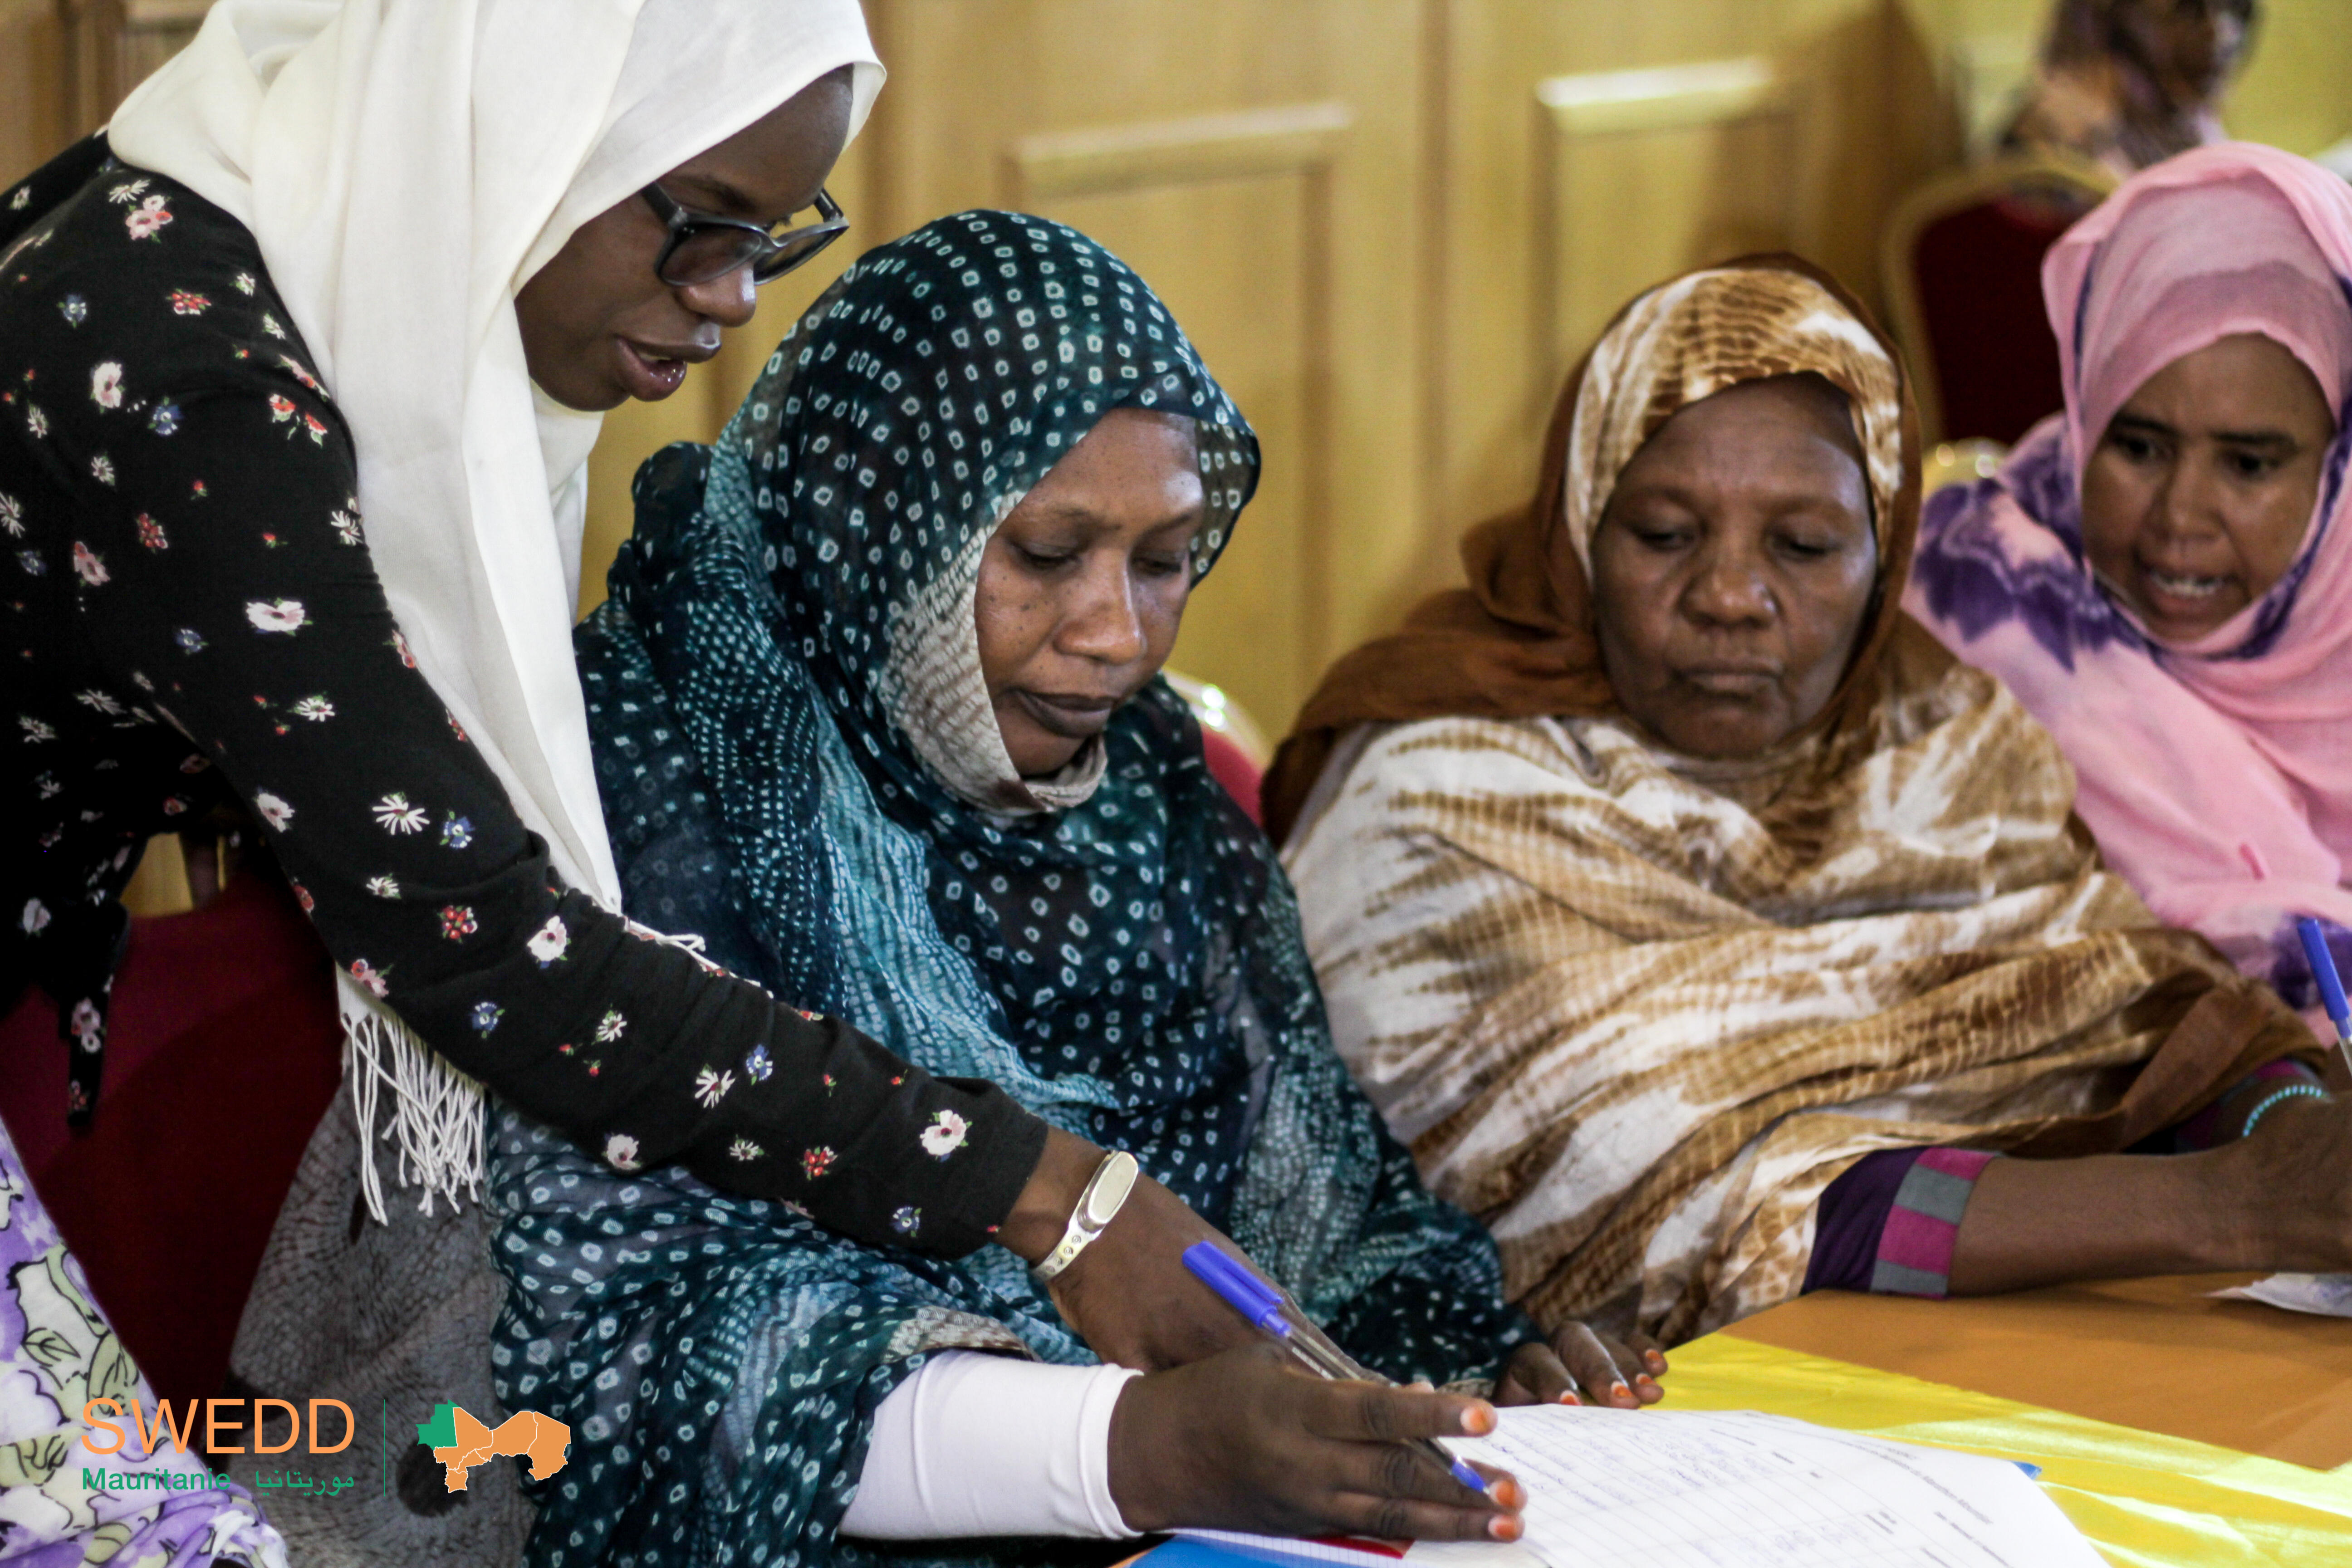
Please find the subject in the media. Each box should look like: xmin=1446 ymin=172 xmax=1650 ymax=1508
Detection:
xmin=10 ymin=0 xmax=2352 ymax=734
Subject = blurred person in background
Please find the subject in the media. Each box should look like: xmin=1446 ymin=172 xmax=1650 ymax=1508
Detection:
xmin=2001 ymin=0 xmax=2255 ymax=178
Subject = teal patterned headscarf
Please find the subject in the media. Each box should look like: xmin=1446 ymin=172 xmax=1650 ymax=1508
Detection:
xmin=490 ymin=212 xmax=1533 ymax=1568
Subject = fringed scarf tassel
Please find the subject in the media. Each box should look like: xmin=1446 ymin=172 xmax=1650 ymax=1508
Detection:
xmin=338 ymin=918 xmax=730 ymax=1224
xmin=339 ymin=971 xmax=485 ymax=1223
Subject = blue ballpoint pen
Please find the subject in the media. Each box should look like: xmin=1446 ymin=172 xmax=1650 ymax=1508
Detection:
xmin=1182 ymin=1241 xmax=1490 ymax=1495
xmin=2295 ymin=916 xmax=2352 ymax=1075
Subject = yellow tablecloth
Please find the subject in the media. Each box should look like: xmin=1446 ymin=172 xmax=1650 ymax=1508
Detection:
xmin=1663 ymin=1333 xmax=2352 ymax=1566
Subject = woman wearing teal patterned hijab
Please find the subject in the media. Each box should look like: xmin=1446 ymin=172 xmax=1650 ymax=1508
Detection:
xmin=491 ymin=211 xmax=1659 ymax=1567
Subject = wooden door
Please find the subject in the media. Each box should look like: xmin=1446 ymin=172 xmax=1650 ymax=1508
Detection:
xmin=1428 ymin=0 xmax=1948 ymax=541
xmin=822 ymin=0 xmax=1429 ymax=737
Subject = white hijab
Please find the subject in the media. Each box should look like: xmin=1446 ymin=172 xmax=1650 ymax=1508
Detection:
xmin=107 ymin=0 xmax=882 ymax=1210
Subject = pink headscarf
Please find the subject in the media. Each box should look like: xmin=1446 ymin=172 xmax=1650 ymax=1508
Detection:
xmin=1906 ymin=142 xmax=2352 ymax=1005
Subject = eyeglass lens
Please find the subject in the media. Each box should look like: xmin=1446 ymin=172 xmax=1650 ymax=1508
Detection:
xmin=662 ymin=223 xmax=838 ymax=287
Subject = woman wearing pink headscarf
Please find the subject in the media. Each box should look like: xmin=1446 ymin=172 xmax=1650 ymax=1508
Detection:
xmin=1907 ymin=142 xmax=2352 ymax=1014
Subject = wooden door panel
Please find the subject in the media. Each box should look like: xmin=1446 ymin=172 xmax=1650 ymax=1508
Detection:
xmin=867 ymin=0 xmax=1422 ymax=734
xmin=1434 ymin=0 xmax=1938 ymax=554
xmin=1043 ymin=170 xmax=1315 ymax=736
xmin=1538 ymin=59 xmax=1801 ymax=391
xmin=1001 ymin=101 xmax=1342 ymax=737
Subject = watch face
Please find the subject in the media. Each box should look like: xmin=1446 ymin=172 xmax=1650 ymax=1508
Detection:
xmin=1083 ymin=1154 xmax=1139 ymax=1227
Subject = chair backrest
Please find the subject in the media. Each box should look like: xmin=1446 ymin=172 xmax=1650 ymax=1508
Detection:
xmin=1880 ymin=154 xmax=2115 ymax=445
xmin=1198 ymin=725 xmax=1267 ymax=827
xmin=1162 ymin=671 xmax=1271 ymax=827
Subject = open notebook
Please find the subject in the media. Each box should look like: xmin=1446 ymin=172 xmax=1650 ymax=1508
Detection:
xmin=1173 ymin=1405 xmax=2102 ymax=1568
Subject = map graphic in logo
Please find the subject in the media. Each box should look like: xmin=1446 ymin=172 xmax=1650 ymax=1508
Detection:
xmin=415 ymin=1403 xmax=571 ymax=1492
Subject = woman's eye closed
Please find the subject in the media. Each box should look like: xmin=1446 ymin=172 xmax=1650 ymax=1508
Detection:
xmin=1626 ymin=523 xmax=1695 ymax=552
xmin=1133 ymin=551 xmax=1189 ymax=579
xmin=1773 ymin=532 xmax=1841 ymax=561
xmin=1012 ymin=542 xmax=1079 ymax=571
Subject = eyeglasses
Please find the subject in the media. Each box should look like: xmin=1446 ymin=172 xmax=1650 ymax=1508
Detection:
xmin=639 ymin=183 xmax=848 ymax=287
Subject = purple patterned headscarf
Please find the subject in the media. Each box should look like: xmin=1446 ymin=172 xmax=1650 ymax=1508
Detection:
xmin=1905 ymin=142 xmax=2352 ymax=1009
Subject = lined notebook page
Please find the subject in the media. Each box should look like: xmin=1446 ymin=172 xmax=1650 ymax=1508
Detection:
xmin=1179 ymin=1406 xmax=2102 ymax=1568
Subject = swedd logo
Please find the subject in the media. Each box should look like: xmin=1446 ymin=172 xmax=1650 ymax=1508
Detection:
xmin=83 ymin=1397 xmax=354 ymax=1457
xmin=415 ymin=1402 xmax=571 ymax=1492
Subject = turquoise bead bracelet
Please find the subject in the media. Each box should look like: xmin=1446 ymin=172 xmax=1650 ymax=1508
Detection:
xmin=2239 ymin=1080 xmax=2329 ymax=1139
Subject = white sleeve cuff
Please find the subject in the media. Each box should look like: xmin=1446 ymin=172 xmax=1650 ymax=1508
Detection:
xmin=839 ymin=1350 xmax=1144 ymax=1541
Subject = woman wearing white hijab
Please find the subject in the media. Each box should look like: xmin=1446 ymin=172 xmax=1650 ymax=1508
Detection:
xmin=2 ymin=6 xmax=1260 ymax=1554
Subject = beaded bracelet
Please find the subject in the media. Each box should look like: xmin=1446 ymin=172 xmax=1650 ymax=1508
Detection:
xmin=2239 ymin=1080 xmax=2329 ymax=1140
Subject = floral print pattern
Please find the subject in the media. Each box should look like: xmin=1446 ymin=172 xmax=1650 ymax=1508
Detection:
xmin=918 ymin=1108 xmax=968 ymax=1159
xmin=0 ymin=1119 xmax=289 ymax=1565
xmin=7 ymin=142 xmax=1030 ymax=1248
xmin=525 ymin=914 xmax=569 ymax=965
xmin=371 ymin=792 xmax=426 ymax=833
xmin=244 ymin=597 xmax=305 ymax=632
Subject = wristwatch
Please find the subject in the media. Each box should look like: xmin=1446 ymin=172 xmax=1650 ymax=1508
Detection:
xmin=1031 ymin=1150 xmax=1140 ymax=1284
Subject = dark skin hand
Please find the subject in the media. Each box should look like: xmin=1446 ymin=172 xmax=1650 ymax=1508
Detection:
xmin=1110 ymin=1345 xmax=1529 ymax=1540
xmin=995 ymin=1127 xmax=1261 ymax=1372
xmin=1494 ymin=1325 xmax=1667 ymax=1410
xmin=1949 ymin=1088 xmax=2352 ymax=1294
xmin=1590 ymin=373 xmax=1879 ymax=760
xmin=516 ymin=66 xmax=855 ymax=411
xmin=2081 ymin=332 xmax=2333 ymax=644
xmin=999 ymin=1131 xmax=1672 ymax=1391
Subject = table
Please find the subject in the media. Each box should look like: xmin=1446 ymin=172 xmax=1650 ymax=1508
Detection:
xmin=1722 ymin=1271 xmax=2352 ymax=1471
xmin=1668 ymin=1272 xmax=2352 ymax=1563
xmin=1137 ymin=1274 xmax=2352 ymax=1567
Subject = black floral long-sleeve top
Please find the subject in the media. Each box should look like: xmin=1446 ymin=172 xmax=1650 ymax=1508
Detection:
xmin=0 ymin=138 xmax=1046 ymax=1257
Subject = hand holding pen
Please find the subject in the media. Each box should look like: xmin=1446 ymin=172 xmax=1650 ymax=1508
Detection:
xmin=1104 ymin=1338 xmax=1530 ymax=1542
xmin=1184 ymin=1242 xmax=1493 ymax=1493
xmin=1100 ymin=1242 xmax=1530 ymax=1541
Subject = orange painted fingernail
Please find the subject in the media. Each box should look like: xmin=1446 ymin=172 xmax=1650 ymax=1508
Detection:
xmin=1559 ymin=1390 xmax=1581 ymax=1406
xmin=1610 ymin=1382 xmax=1632 ymax=1402
xmin=1488 ymin=1514 xmax=1523 ymax=1541
xmin=1462 ymin=1404 xmax=1495 ymax=1435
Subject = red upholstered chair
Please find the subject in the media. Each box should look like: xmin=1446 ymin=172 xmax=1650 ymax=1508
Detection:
xmin=0 ymin=861 xmax=343 ymax=1407
xmin=1164 ymin=671 xmax=1270 ymax=828
xmin=1199 ymin=727 xmax=1266 ymax=828
xmin=1881 ymin=155 xmax=2115 ymax=445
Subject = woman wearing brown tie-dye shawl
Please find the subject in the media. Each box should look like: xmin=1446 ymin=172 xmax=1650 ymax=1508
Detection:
xmin=1267 ymin=256 xmax=2332 ymax=1347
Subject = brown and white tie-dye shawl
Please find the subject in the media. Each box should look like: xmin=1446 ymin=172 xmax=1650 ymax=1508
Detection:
xmin=1274 ymin=259 xmax=2314 ymax=1346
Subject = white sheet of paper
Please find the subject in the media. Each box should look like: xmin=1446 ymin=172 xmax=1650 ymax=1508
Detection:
xmin=1180 ymin=1406 xmax=2101 ymax=1568
xmin=2210 ymin=1272 xmax=2352 ymax=1317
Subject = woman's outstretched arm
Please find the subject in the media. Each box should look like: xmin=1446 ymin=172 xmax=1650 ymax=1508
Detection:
xmin=1949 ymin=1094 xmax=2352 ymax=1294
